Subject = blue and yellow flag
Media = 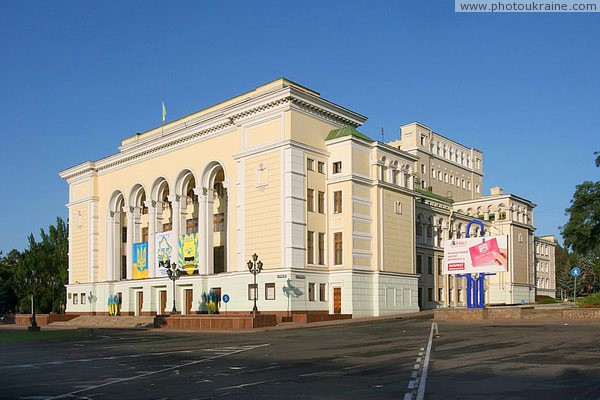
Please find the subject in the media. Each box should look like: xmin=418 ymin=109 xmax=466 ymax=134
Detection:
xmin=162 ymin=100 xmax=166 ymax=122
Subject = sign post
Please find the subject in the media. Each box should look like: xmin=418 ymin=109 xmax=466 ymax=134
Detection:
xmin=222 ymin=294 xmax=230 ymax=318
xmin=571 ymin=267 xmax=581 ymax=303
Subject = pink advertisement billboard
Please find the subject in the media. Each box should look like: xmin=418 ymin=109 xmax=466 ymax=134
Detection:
xmin=443 ymin=235 xmax=508 ymax=275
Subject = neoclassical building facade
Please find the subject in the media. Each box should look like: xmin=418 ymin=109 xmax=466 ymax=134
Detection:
xmin=59 ymin=79 xmax=553 ymax=317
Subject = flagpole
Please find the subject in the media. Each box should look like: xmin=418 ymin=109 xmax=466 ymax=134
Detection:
xmin=161 ymin=98 xmax=166 ymax=136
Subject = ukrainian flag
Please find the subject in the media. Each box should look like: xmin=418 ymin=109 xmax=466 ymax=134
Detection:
xmin=162 ymin=100 xmax=166 ymax=122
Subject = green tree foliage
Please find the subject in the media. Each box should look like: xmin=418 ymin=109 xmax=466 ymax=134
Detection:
xmin=0 ymin=250 xmax=21 ymax=313
xmin=561 ymin=181 xmax=600 ymax=255
xmin=13 ymin=217 xmax=68 ymax=314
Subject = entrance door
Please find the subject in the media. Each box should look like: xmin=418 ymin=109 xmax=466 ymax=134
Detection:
xmin=184 ymin=289 xmax=193 ymax=315
xmin=136 ymin=291 xmax=143 ymax=316
xmin=418 ymin=287 xmax=423 ymax=310
xmin=333 ymin=288 xmax=342 ymax=314
xmin=159 ymin=290 xmax=167 ymax=315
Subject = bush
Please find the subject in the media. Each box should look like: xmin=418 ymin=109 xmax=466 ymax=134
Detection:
xmin=577 ymin=293 xmax=600 ymax=305
xmin=537 ymin=297 xmax=557 ymax=304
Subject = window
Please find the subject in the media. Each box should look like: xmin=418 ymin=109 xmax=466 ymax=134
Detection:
xmin=438 ymin=288 xmax=444 ymax=303
xmin=121 ymin=255 xmax=127 ymax=280
xmin=431 ymin=167 xmax=435 ymax=177
xmin=416 ymin=215 xmax=423 ymax=237
xmin=307 ymin=231 xmax=314 ymax=264
xmin=467 ymin=181 xmax=471 ymax=190
xmin=318 ymin=191 xmax=325 ymax=214
xmin=307 ymin=158 xmax=315 ymax=171
xmin=265 ymin=283 xmax=275 ymax=300
xmin=318 ymin=161 xmax=325 ymax=174
xmin=451 ymin=176 xmax=455 ymax=185
xmin=319 ymin=283 xmax=326 ymax=301
xmin=462 ymin=179 xmax=466 ymax=189
xmin=416 ymin=254 xmax=422 ymax=273
xmin=428 ymin=288 xmax=434 ymax=302
xmin=444 ymin=173 xmax=448 ymax=183
xmin=476 ymin=184 xmax=480 ymax=194
xmin=81 ymin=293 xmax=86 ymax=305
xmin=438 ymin=257 xmax=444 ymax=276
xmin=332 ymin=161 xmax=342 ymax=174
xmin=308 ymin=283 xmax=315 ymax=301
xmin=214 ymin=246 xmax=225 ymax=274
xmin=333 ymin=191 xmax=342 ymax=213
xmin=73 ymin=293 xmax=78 ymax=305
xmin=318 ymin=233 xmax=325 ymax=265
xmin=186 ymin=218 xmax=198 ymax=234
xmin=122 ymin=227 xmax=127 ymax=243
xmin=248 ymin=284 xmax=258 ymax=300
xmin=334 ymin=232 xmax=343 ymax=265
xmin=421 ymin=179 xmax=426 ymax=188
xmin=427 ymin=257 xmax=433 ymax=274
xmin=421 ymin=164 xmax=426 ymax=174
xmin=142 ymin=227 xmax=148 ymax=242
xmin=162 ymin=222 xmax=172 ymax=232
xmin=395 ymin=201 xmax=402 ymax=215
xmin=213 ymin=213 xmax=225 ymax=232
xmin=307 ymin=189 xmax=314 ymax=212
xmin=420 ymin=134 xmax=426 ymax=146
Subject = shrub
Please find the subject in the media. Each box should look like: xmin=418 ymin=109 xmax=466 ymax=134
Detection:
xmin=537 ymin=297 xmax=557 ymax=304
xmin=577 ymin=293 xmax=600 ymax=305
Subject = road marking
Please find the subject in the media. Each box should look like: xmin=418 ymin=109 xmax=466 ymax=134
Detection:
xmin=44 ymin=344 xmax=270 ymax=400
xmin=416 ymin=322 xmax=437 ymax=400
xmin=215 ymin=379 xmax=273 ymax=391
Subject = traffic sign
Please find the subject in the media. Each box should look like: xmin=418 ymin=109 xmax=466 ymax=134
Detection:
xmin=571 ymin=267 xmax=581 ymax=277
xmin=222 ymin=294 xmax=230 ymax=303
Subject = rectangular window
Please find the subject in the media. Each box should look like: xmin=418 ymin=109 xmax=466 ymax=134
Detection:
xmin=308 ymin=283 xmax=315 ymax=301
xmin=428 ymin=288 xmax=434 ymax=302
xmin=142 ymin=227 xmax=148 ymax=242
xmin=186 ymin=218 xmax=198 ymax=234
xmin=319 ymin=283 xmax=326 ymax=301
xmin=213 ymin=246 xmax=225 ymax=274
xmin=318 ymin=191 xmax=325 ymax=214
xmin=318 ymin=233 xmax=325 ymax=265
xmin=122 ymin=227 xmax=127 ymax=243
xmin=307 ymin=231 xmax=314 ymax=264
xmin=248 ymin=284 xmax=258 ymax=300
xmin=81 ymin=293 xmax=86 ymax=305
xmin=431 ymin=168 xmax=435 ymax=177
xmin=213 ymin=213 xmax=225 ymax=232
xmin=438 ymin=257 xmax=444 ymax=276
xmin=265 ymin=283 xmax=275 ymax=300
xmin=162 ymin=222 xmax=172 ymax=232
xmin=73 ymin=293 xmax=78 ymax=305
xmin=427 ymin=256 xmax=433 ymax=274
xmin=332 ymin=161 xmax=342 ymax=174
xmin=438 ymin=288 xmax=443 ymax=303
xmin=307 ymin=158 xmax=315 ymax=171
xmin=416 ymin=254 xmax=422 ymax=273
xmin=421 ymin=164 xmax=426 ymax=174
xmin=307 ymin=189 xmax=315 ymax=212
xmin=334 ymin=232 xmax=343 ymax=265
xmin=444 ymin=173 xmax=448 ymax=183
xmin=395 ymin=201 xmax=402 ymax=215
xmin=121 ymin=255 xmax=127 ymax=280
xmin=333 ymin=191 xmax=342 ymax=213
xmin=318 ymin=161 xmax=325 ymax=174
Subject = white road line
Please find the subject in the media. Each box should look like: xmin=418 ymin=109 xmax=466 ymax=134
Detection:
xmin=0 ymin=347 xmax=248 ymax=370
xmin=215 ymin=379 xmax=273 ymax=391
xmin=45 ymin=344 xmax=270 ymax=400
xmin=416 ymin=322 xmax=437 ymax=400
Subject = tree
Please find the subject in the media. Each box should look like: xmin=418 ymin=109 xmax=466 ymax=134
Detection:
xmin=0 ymin=250 xmax=21 ymax=314
xmin=15 ymin=217 xmax=68 ymax=314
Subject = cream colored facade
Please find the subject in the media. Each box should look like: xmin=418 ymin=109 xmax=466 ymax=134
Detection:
xmin=60 ymin=78 xmax=552 ymax=317
xmin=534 ymin=235 xmax=557 ymax=298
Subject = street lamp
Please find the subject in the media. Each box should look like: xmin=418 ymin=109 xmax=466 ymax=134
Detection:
xmin=247 ymin=253 xmax=263 ymax=313
xmin=162 ymin=262 xmax=181 ymax=314
xmin=25 ymin=271 xmax=41 ymax=332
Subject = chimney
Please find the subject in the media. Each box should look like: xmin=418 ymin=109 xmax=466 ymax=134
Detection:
xmin=490 ymin=187 xmax=504 ymax=196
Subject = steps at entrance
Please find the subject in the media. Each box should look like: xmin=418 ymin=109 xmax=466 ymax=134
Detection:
xmin=51 ymin=315 xmax=155 ymax=328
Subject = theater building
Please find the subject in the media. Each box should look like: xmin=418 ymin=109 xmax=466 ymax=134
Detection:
xmin=59 ymin=78 xmax=549 ymax=317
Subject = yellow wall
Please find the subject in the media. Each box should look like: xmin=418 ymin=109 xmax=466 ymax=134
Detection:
xmin=382 ymin=190 xmax=414 ymax=273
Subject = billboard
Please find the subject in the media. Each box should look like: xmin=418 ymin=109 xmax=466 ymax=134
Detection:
xmin=155 ymin=231 xmax=175 ymax=277
xmin=443 ymin=235 xmax=508 ymax=274
xmin=178 ymin=233 xmax=199 ymax=275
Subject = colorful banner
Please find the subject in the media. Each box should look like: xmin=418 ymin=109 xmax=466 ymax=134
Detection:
xmin=156 ymin=231 xmax=175 ymax=277
xmin=443 ymin=235 xmax=508 ymax=275
xmin=178 ymin=233 xmax=199 ymax=275
xmin=133 ymin=242 xmax=148 ymax=279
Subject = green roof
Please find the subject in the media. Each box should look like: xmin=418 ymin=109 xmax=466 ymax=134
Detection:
xmin=326 ymin=126 xmax=374 ymax=142
xmin=415 ymin=188 xmax=454 ymax=204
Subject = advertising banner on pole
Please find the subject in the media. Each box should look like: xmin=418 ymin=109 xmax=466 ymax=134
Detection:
xmin=443 ymin=235 xmax=508 ymax=274
xmin=155 ymin=231 xmax=175 ymax=277
xmin=178 ymin=233 xmax=199 ymax=275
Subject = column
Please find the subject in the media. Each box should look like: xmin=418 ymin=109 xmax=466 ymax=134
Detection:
xmin=194 ymin=187 xmax=208 ymax=275
xmin=123 ymin=206 xmax=134 ymax=280
xmin=206 ymin=188 xmax=215 ymax=275
xmin=144 ymin=200 xmax=156 ymax=278
xmin=106 ymin=211 xmax=115 ymax=282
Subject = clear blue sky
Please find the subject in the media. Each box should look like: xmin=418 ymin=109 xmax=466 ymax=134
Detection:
xmin=1 ymin=1 xmax=598 ymax=254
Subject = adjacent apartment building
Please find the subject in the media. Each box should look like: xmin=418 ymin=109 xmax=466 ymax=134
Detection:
xmin=59 ymin=78 xmax=555 ymax=318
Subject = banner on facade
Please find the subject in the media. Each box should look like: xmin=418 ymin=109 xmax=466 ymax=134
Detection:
xmin=443 ymin=235 xmax=508 ymax=275
xmin=132 ymin=242 xmax=148 ymax=279
xmin=156 ymin=231 xmax=175 ymax=277
xmin=178 ymin=233 xmax=199 ymax=275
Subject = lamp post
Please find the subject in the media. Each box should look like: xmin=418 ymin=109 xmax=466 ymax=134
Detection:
xmin=247 ymin=253 xmax=263 ymax=313
xmin=25 ymin=271 xmax=41 ymax=332
xmin=162 ymin=262 xmax=181 ymax=314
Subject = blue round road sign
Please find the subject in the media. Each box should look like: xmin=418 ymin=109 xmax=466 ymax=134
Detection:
xmin=222 ymin=294 xmax=230 ymax=303
xmin=571 ymin=267 xmax=581 ymax=277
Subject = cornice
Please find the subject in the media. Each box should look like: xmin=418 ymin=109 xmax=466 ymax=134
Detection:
xmin=58 ymin=161 xmax=97 ymax=183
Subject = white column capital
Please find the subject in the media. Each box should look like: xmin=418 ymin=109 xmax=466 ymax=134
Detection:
xmin=144 ymin=199 xmax=157 ymax=210
xmin=167 ymin=194 xmax=180 ymax=204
